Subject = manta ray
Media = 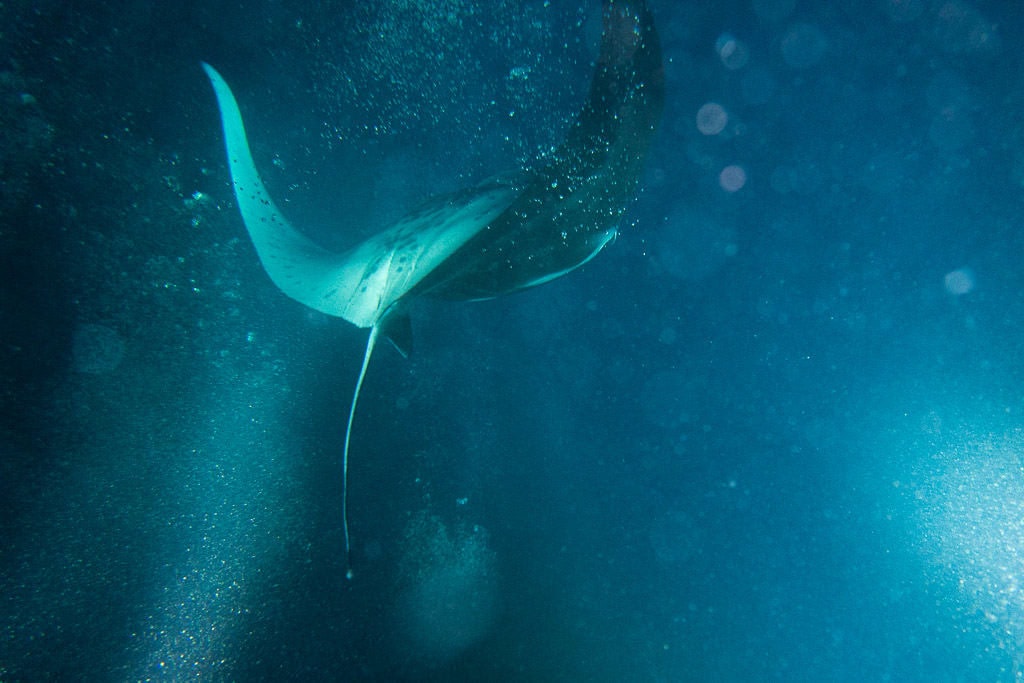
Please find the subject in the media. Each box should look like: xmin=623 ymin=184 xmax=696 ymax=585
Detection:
xmin=203 ymin=0 xmax=663 ymax=578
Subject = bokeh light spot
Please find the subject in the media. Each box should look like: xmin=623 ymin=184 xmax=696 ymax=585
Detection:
xmin=719 ymin=165 xmax=747 ymax=192
xmin=696 ymin=102 xmax=728 ymax=135
xmin=944 ymin=268 xmax=975 ymax=295
xmin=716 ymin=33 xmax=750 ymax=70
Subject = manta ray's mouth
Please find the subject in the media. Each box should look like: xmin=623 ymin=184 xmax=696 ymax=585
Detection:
xmin=202 ymin=0 xmax=663 ymax=578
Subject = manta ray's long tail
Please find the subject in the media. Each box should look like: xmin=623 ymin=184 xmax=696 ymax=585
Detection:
xmin=341 ymin=324 xmax=381 ymax=580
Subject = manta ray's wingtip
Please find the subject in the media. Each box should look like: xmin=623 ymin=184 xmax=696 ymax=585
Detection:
xmin=199 ymin=61 xmax=222 ymax=82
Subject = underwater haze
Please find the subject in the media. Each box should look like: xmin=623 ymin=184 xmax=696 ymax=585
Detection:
xmin=3 ymin=0 xmax=1024 ymax=680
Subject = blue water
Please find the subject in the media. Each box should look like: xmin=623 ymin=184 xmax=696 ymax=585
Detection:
xmin=3 ymin=0 xmax=1024 ymax=680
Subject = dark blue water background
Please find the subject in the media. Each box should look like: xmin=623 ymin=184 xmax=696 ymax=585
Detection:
xmin=3 ymin=0 xmax=1024 ymax=680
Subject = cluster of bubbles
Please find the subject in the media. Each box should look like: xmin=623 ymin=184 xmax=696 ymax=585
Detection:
xmin=392 ymin=510 xmax=499 ymax=664
xmin=305 ymin=0 xmax=570 ymax=157
xmin=915 ymin=430 xmax=1024 ymax=662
